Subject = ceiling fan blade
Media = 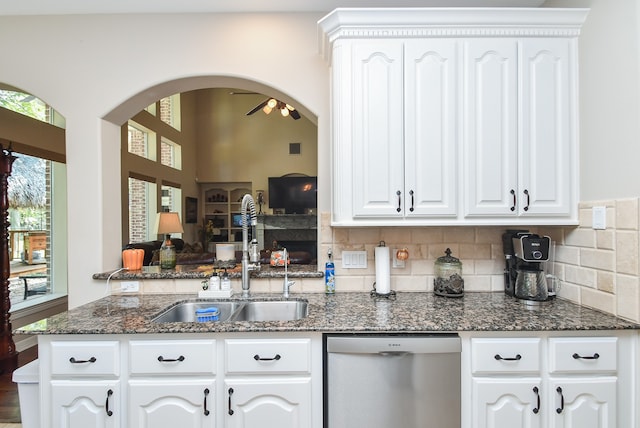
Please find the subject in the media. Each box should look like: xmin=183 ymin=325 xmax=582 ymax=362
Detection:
xmin=246 ymin=99 xmax=269 ymax=116
xmin=289 ymin=109 xmax=301 ymax=120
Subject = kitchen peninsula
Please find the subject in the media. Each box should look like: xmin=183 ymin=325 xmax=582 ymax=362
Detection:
xmin=17 ymin=292 xmax=640 ymax=428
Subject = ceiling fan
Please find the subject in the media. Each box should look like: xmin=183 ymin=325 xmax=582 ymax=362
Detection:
xmin=246 ymin=97 xmax=301 ymax=120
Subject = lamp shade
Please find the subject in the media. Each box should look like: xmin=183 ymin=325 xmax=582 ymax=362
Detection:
xmin=155 ymin=212 xmax=184 ymax=235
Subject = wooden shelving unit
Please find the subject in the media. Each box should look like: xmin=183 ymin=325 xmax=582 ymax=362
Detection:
xmin=201 ymin=182 xmax=252 ymax=249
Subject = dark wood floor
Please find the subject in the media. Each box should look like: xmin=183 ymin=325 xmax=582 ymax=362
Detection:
xmin=0 ymin=346 xmax=38 ymax=423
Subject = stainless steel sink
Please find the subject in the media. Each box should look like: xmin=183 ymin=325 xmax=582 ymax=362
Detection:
xmin=152 ymin=300 xmax=308 ymax=323
xmin=152 ymin=301 xmax=243 ymax=323
xmin=231 ymin=300 xmax=308 ymax=322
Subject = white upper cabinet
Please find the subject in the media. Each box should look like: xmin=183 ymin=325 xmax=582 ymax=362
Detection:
xmin=348 ymin=39 xmax=458 ymax=220
xmin=319 ymin=7 xmax=588 ymax=226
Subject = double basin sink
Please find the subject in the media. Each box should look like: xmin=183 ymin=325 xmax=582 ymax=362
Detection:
xmin=153 ymin=299 xmax=309 ymax=323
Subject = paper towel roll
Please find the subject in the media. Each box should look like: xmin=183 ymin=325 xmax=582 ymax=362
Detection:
xmin=375 ymin=245 xmax=391 ymax=295
xmin=216 ymin=244 xmax=236 ymax=262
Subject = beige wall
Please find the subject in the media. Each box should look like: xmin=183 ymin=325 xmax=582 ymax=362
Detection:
xmin=194 ymin=88 xmax=318 ymax=205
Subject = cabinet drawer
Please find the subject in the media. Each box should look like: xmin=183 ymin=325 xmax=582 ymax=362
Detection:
xmin=225 ymin=338 xmax=310 ymax=374
xmin=471 ymin=338 xmax=540 ymax=374
xmin=50 ymin=341 xmax=120 ymax=376
xmin=549 ymin=337 xmax=617 ymax=373
xmin=129 ymin=339 xmax=216 ymax=375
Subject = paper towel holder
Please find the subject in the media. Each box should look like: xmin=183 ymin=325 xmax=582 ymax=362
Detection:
xmin=371 ymin=241 xmax=396 ymax=298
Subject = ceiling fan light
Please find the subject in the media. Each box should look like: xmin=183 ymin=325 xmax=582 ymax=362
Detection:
xmin=280 ymin=108 xmax=290 ymax=117
xmin=286 ymin=104 xmax=295 ymax=111
xmin=267 ymin=98 xmax=277 ymax=109
xmin=262 ymin=105 xmax=273 ymax=114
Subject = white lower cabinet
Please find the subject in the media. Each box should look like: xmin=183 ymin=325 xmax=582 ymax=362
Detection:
xmin=223 ymin=338 xmax=313 ymax=428
xmin=128 ymin=380 xmax=216 ymax=428
xmin=462 ymin=332 xmax=634 ymax=428
xmin=38 ymin=333 xmax=322 ymax=428
xmin=51 ymin=380 xmax=120 ymax=428
xmin=548 ymin=378 xmax=616 ymax=428
xmin=472 ymin=378 xmax=542 ymax=428
xmin=224 ymin=378 xmax=311 ymax=428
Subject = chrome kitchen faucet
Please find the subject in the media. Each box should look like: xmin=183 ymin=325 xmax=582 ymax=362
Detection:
xmin=240 ymin=194 xmax=260 ymax=297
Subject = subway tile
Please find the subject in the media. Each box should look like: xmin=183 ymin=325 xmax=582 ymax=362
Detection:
xmin=393 ymin=275 xmax=428 ymax=292
xmin=349 ymin=228 xmax=380 ymax=245
xmin=491 ymin=275 xmax=506 ymax=292
xmin=429 ymin=243 xmax=460 ymax=260
xmin=564 ymin=265 xmax=596 ymax=288
xmin=596 ymin=271 xmax=615 ymax=293
xmin=596 ymin=229 xmax=615 ymax=250
xmin=615 ymin=198 xmax=639 ymax=230
xmin=459 ymin=243 xmax=491 ymax=260
xmin=616 ymin=274 xmax=640 ymax=322
xmin=463 ymin=275 xmax=492 ymax=292
xmin=474 ymin=259 xmax=503 ymax=275
xmin=580 ymin=287 xmax=616 ymax=314
xmin=380 ymin=228 xmax=414 ymax=245
xmin=616 ymin=230 xmax=639 ymax=275
xmin=557 ymin=281 xmax=581 ymax=304
xmin=564 ymin=228 xmax=596 ymax=248
xmin=443 ymin=227 xmax=476 ymax=244
xmin=475 ymin=227 xmax=504 ymax=244
xmin=555 ymin=245 xmax=580 ymax=265
xmin=580 ymin=248 xmax=615 ymax=272
xmin=410 ymin=227 xmax=444 ymax=244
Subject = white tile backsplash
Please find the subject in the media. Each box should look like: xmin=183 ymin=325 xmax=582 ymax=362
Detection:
xmin=322 ymin=197 xmax=640 ymax=322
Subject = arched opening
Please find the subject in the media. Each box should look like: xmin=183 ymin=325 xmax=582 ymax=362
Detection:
xmin=109 ymin=76 xmax=319 ymax=266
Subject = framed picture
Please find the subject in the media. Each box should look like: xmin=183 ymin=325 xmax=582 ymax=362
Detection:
xmin=185 ymin=197 xmax=198 ymax=224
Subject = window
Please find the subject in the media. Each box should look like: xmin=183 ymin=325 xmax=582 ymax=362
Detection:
xmin=128 ymin=177 xmax=157 ymax=242
xmin=160 ymin=137 xmax=182 ymax=170
xmin=0 ymin=89 xmax=65 ymax=128
xmin=128 ymin=121 xmax=157 ymax=161
xmin=160 ymin=94 xmax=181 ymax=131
xmin=124 ymin=93 xmax=184 ymax=244
xmin=161 ymin=184 xmax=182 ymax=215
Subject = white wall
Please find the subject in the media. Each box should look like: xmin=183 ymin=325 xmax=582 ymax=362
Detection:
xmin=0 ymin=13 xmax=330 ymax=308
xmin=544 ymin=0 xmax=640 ymax=201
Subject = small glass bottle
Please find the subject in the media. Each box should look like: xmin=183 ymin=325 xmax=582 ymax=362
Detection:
xmin=209 ymin=272 xmax=220 ymax=291
xmin=434 ymin=248 xmax=464 ymax=297
xmin=220 ymin=269 xmax=231 ymax=291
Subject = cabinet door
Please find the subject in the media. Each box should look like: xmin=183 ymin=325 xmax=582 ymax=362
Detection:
xmin=351 ymin=41 xmax=405 ymax=218
xmin=128 ymin=380 xmax=215 ymax=428
xmin=224 ymin=378 xmax=311 ymax=428
xmin=404 ymin=39 xmax=458 ymax=217
xmin=519 ymin=38 xmax=573 ymax=217
xmin=549 ymin=378 xmax=617 ymax=428
xmin=463 ymin=39 xmax=518 ymax=217
xmin=51 ymin=380 xmax=120 ymax=428
xmin=472 ymin=377 xmax=542 ymax=428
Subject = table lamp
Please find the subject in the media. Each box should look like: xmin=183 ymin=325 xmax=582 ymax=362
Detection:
xmin=155 ymin=212 xmax=184 ymax=269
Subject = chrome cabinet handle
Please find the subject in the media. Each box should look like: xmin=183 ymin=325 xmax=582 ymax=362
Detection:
xmin=204 ymin=388 xmax=211 ymax=416
xmin=69 ymin=357 xmax=96 ymax=364
xmin=523 ymin=189 xmax=530 ymax=211
xmin=254 ymin=354 xmax=281 ymax=361
xmin=158 ymin=355 xmax=185 ymax=362
xmin=228 ymin=387 xmax=235 ymax=415
xmin=494 ymin=353 xmax=522 ymax=361
xmin=409 ymin=190 xmax=414 ymax=212
xmin=396 ymin=190 xmax=402 ymax=213
xmin=556 ymin=386 xmax=564 ymax=414
xmin=510 ymin=189 xmax=516 ymax=211
xmin=105 ymin=389 xmax=113 ymax=417
xmin=532 ymin=386 xmax=540 ymax=414
xmin=573 ymin=352 xmax=600 ymax=360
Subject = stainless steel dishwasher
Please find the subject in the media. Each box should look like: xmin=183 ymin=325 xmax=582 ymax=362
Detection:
xmin=325 ymin=334 xmax=461 ymax=428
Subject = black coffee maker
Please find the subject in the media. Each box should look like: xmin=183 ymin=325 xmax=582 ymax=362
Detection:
xmin=502 ymin=230 xmax=551 ymax=299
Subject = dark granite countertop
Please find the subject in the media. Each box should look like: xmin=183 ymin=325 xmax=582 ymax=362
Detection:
xmin=16 ymin=292 xmax=640 ymax=335
xmin=92 ymin=264 xmax=323 ymax=280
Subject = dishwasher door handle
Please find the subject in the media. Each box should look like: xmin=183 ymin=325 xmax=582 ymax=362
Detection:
xmin=378 ymin=351 xmax=410 ymax=357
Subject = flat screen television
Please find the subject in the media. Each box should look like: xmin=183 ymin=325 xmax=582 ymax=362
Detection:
xmin=268 ymin=176 xmax=317 ymax=214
